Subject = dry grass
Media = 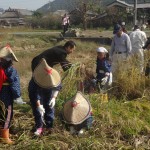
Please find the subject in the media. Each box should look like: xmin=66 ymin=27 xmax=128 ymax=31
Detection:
xmin=0 ymin=33 xmax=150 ymax=149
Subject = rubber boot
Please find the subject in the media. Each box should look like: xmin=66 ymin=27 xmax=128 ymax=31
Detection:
xmin=100 ymin=93 xmax=108 ymax=103
xmin=103 ymin=93 xmax=108 ymax=103
xmin=0 ymin=129 xmax=14 ymax=144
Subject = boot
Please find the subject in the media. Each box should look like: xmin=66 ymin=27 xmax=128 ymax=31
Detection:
xmin=0 ymin=128 xmax=14 ymax=144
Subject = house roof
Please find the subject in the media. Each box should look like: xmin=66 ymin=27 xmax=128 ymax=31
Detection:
xmin=53 ymin=10 xmax=68 ymax=16
xmin=0 ymin=9 xmax=22 ymax=18
xmin=136 ymin=3 xmax=150 ymax=8
xmin=107 ymin=0 xmax=150 ymax=8
xmin=16 ymin=9 xmax=33 ymax=16
xmin=107 ymin=0 xmax=133 ymax=8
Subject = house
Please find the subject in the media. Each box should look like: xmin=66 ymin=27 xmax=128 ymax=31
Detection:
xmin=92 ymin=0 xmax=150 ymax=27
xmin=0 ymin=8 xmax=33 ymax=26
xmin=0 ymin=8 xmax=4 ymax=15
xmin=53 ymin=10 xmax=68 ymax=17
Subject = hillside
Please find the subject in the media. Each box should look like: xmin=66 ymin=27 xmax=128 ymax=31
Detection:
xmin=37 ymin=0 xmax=150 ymax=13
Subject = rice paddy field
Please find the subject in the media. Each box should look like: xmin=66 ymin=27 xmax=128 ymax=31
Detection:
xmin=0 ymin=31 xmax=150 ymax=150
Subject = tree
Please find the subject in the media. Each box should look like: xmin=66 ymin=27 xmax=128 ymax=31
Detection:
xmin=32 ymin=11 xmax=43 ymax=18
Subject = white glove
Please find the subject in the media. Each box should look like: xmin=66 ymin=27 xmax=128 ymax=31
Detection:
xmin=91 ymin=79 xmax=97 ymax=84
xmin=37 ymin=105 xmax=45 ymax=117
xmin=49 ymin=90 xmax=59 ymax=108
xmin=101 ymin=76 xmax=108 ymax=85
xmin=14 ymin=97 xmax=26 ymax=104
xmin=49 ymin=97 xmax=56 ymax=108
xmin=108 ymin=73 xmax=113 ymax=86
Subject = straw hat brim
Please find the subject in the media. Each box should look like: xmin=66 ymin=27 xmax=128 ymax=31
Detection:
xmin=0 ymin=47 xmax=18 ymax=62
xmin=33 ymin=58 xmax=61 ymax=89
xmin=62 ymin=91 xmax=91 ymax=125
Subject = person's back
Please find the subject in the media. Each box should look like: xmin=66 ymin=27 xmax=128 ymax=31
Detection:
xmin=31 ymin=46 xmax=67 ymax=71
xmin=129 ymin=25 xmax=147 ymax=73
xmin=130 ymin=29 xmax=147 ymax=52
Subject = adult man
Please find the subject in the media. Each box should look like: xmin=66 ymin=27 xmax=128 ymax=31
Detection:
xmin=110 ymin=24 xmax=132 ymax=76
xmin=28 ymin=40 xmax=76 ymax=136
xmin=129 ymin=25 xmax=147 ymax=73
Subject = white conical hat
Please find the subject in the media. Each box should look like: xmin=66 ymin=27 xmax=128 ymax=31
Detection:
xmin=62 ymin=91 xmax=91 ymax=125
xmin=0 ymin=45 xmax=18 ymax=62
xmin=33 ymin=58 xmax=61 ymax=88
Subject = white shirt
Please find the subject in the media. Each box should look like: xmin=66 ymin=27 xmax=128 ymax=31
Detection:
xmin=62 ymin=16 xmax=69 ymax=25
xmin=129 ymin=29 xmax=147 ymax=50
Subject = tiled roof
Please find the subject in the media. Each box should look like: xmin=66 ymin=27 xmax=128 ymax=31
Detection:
xmin=107 ymin=0 xmax=150 ymax=8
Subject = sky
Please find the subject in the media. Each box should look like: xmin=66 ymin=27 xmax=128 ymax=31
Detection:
xmin=0 ymin=0 xmax=53 ymax=11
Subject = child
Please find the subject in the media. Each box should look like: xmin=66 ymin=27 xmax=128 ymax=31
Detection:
xmin=0 ymin=45 xmax=22 ymax=144
xmin=28 ymin=58 xmax=62 ymax=136
xmin=96 ymin=47 xmax=112 ymax=92
xmin=62 ymin=91 xmax=93 ymax=135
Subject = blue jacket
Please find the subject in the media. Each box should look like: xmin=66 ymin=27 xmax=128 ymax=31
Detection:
xmin=0 ymin=66 xmax=21 ymax=106
xmin=96 ymin=58 xmax=111 ymax=80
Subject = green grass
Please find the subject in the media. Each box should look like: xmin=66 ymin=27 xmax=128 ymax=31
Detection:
xmin=0 ymin=33 xmax=150 ymax=149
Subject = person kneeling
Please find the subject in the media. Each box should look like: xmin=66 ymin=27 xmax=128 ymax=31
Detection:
xmin=61 ymin=91 xmax=93 ymax=135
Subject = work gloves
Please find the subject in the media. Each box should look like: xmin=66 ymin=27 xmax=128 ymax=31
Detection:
xmin=101 ymin=76 xmax=108 ymax=85
xmin=37 ymin=105 xmax=45 ymax=117
xmin=108 ymin=73 xmax=112 ymax=86
xmin=14 ymin=97 xmax=26 ymax=104
xmin=49 ymin=90 xmax=59 ymax=108
xmin=49 ymin=97 xmax=56 ymax=108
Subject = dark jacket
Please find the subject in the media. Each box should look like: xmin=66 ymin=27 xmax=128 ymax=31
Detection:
xmin=96 ymin=58 xmax=111 ymax=80
xmin=31 ymin=46 xmax=72 ymax=71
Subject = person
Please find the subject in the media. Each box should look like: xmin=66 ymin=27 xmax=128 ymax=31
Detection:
xmin=129 ymin=25 xmax=147 ymax=74
xmin=96 ymin=47 xmax=112 ymax=93
xmin=143 ymin=37 xmax=150 ymax=77
xmin=0 ymin=45 xmax=22 ymax=144
xmin=62 ymin=13 xmax=70 ymax=34
xmin=109 ymin=24 xmax=132 ymax=76
xmin=61 ymin=91 xmax=93 ymax=135
xmin=143 ymin=37 xmax=150 ymax=50
xmin=121 ymin=22 xmax=127 ymax=34
xmin=28 ymin=40 xmax=76 ymax=136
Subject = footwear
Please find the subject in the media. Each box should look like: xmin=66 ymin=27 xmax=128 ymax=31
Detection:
xmin=70 ymin=126 xmax=76 ymax=135
xmin=34 ymin=128 xmax=43 ymax=136
xmin=78 ymin=129 xmax=84 ymax=135
xmin=0 ymin=128 xmax=14 ymax=144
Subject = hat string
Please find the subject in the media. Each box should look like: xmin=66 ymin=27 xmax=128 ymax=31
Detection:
xmin=71 ymin=101 xmax=79 ymax=107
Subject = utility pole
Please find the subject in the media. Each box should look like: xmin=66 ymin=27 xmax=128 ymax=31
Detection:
xmin=83 ymin=3 xmax=87 ymax=30
xmin=134 ymin=0 xmax=137 ymax=25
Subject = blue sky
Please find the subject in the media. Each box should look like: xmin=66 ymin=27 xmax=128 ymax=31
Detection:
xmin=0 ymin=0 xmax=53 ymax=10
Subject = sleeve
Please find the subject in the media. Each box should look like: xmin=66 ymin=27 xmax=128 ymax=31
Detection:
xmin=110 ymin=37 xmax=115 ymax=57
xmin=6 ymin=67 xmax=21 ymax=99
xmin=142 ymin=32 xmax=147 ymax=44
xmin=126 ymin=35 xmax=132 ymax=55
xmin=104 ymin=61 xmax=111 ymax=75
xmin=59 ymin=54 xmax=72 ymax=71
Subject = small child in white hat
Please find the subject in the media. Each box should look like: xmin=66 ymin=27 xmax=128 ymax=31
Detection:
xmin=96 ymin=47 xmax=112 ymax=91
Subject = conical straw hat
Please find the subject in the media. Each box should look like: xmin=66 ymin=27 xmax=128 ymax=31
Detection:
xmin=0 ymin=45 xmax=18 ymax=62
xmin=62 ymin=91 xmax=91 ymax=125
xmin=33 ymin=58 xmax=61 ymax=89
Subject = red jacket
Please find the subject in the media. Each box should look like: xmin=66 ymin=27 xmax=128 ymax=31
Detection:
xmin=0 ymin=66 xmax=8 ymax=91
